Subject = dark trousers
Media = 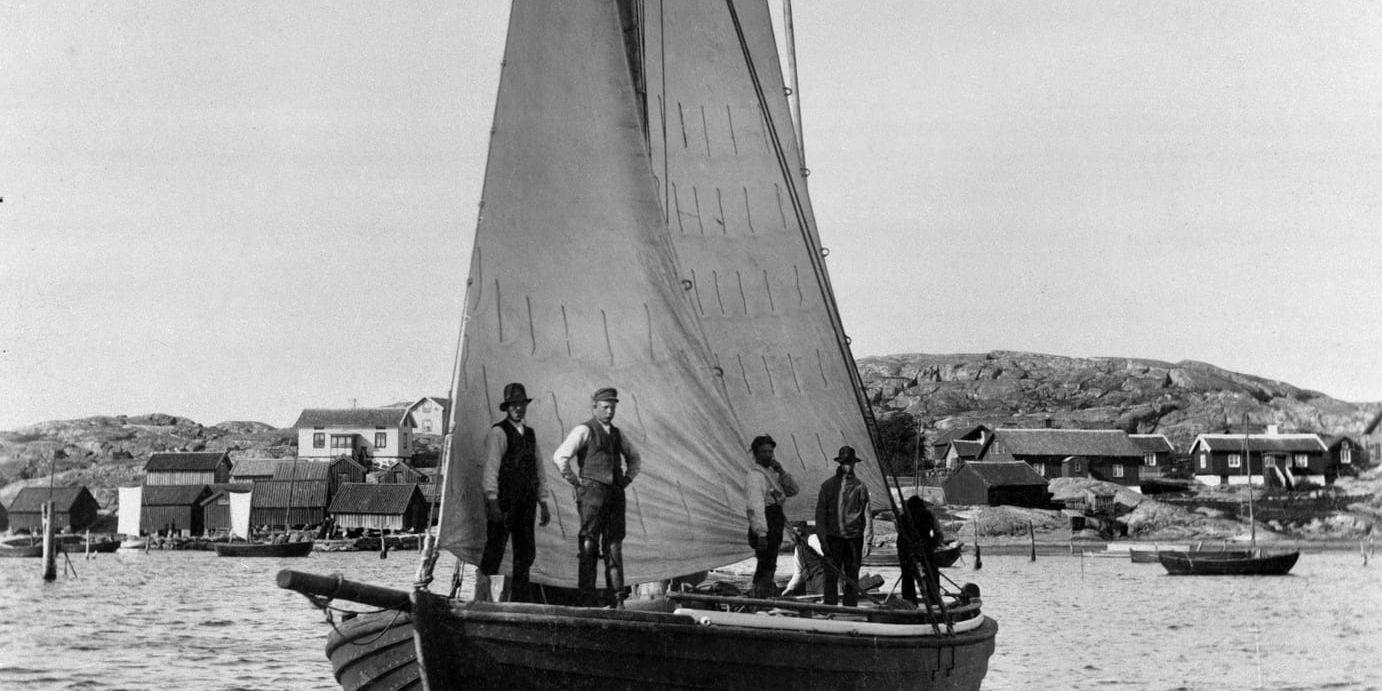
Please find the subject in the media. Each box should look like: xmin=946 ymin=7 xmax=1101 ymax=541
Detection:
xmin=822 ymin=534 xmax=864 ymax=606
xmin=479 ymin=494 xmax=537 ymax=602
xmin=898 ymin=539 xmax=941 ymax=605
xmin=576 ymin=480 xmax=626 ymax=604
xmin=749 ymin=504 xmax=785 ymax=598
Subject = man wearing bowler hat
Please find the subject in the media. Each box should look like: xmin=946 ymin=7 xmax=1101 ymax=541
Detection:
xmin=553 ymin=386 xmax=641 ymax=607
xmin=815 ymin=445 xmax=872 ymax=606
xmin=478 ymin=382 xmax=550 ymax=603
xmin=744 ymin=434 xmax=799 ymax=598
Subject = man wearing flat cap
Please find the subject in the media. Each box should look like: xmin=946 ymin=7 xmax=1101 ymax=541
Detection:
xmin=744 ymin=434 xmax=799 ymax=598
xmin=553 ymin=386 xmax=641 ymax=607
xmin=478 ymin=382 xmax=550 ymax=603
xmin=815 ymin=445 xmax=872 ymax=606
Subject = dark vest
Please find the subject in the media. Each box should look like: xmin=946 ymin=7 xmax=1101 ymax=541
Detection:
xmin=577 ymin=419 xmax=623 ymax=485
xmin=495 ymin=421 xmax=539 ymax=500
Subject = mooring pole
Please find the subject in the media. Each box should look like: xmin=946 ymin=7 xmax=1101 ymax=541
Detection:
xmin=1028 ymin=521 xmax=1037 ymax=562
xmin=42 ymin=502 xmax=58 ymax=581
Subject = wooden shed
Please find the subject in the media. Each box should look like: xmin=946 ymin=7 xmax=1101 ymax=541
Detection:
xmin=329 ymin=483 xmax=428 ymax=533
xmin=144 ymin=452 xmax=231 ymax=486
xmin=249 ymin=479 xmax=329 ymax=529
xmin=8 ymin=486 xmax=101 ymax=533
xmin=0 ymin=499 xmax=8 ymax=531
xmin=140 ymin=484 xmax=212 ymax=536
xmin=198 ymin=483 xmax=255 ymax=533
xmin=941 ymin=462 xmax=1051 ymax=508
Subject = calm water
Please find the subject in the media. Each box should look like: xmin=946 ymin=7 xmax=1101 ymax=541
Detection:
xmin=0 ymin=549 xmax=1379 ymax=689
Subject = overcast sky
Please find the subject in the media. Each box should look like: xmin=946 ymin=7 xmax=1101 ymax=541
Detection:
xmin=3 ymin=1 xmax=1379 ymax=430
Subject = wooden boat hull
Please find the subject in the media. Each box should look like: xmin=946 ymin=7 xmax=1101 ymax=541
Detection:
xmin=1157 ymin=550 xmax=1299 ymax=576
xmin=214 ymin=540 xmax=315 ymax=558
xmin=323 ymin=592 xmax=995 ymax=691
xmin=0 ymin=545 xmax=44 ymax=558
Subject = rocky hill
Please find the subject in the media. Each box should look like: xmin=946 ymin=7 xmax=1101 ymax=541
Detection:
xmin=860 ymin=351 xmax=1381 ymax=468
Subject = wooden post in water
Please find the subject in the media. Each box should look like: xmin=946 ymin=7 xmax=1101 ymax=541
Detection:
xmin=42 ymin=502 xmax=58 ymax=581
xmin=972 ymin=520 xmax=982 ymax=570
xmin=1028 ymin=521 xmax=1037 ymax=561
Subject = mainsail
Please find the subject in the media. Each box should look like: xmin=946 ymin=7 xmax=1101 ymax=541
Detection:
xmin=438 ymin=0 xmax=887 ymax=587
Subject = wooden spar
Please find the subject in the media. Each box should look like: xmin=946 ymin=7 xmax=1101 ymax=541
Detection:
xmin=1028 ymin=521 xmax=1036 ymax=561
xmin=278 ymin=569 xmax=412 ymax=611
xmin=42 ymin=502 xmax=57 ymax=581
xmin=782 ymin=0 xmax=804 ymax=160
xmin=1243 ymin=425 xmax=1257 ymax=548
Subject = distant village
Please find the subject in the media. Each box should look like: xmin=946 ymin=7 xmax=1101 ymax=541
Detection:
xmin=1 ymin=395 xmax=1375 ymax=539
xmin=1 ymin=397 xmax=451 ymax=539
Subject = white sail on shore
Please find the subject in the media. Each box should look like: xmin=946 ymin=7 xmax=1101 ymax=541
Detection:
xmin=439 ymin=0 xmax=888 ymax=588
xmin=117 ymin=485 xmax=142 ymax=537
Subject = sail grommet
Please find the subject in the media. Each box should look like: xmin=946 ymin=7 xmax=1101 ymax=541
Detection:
xmin=801 ymin=167 xmax=810 ymax=177
xmin=711 ymin=366 xmax=724 ymax=378
xmin=844 ymin=336 xmax=852 ymax=345
xmin=681 ymin=279 xmax=694 ymax=291
xmin=820 ymin=247 xmax=830 ymax=257
xmin=783 ymin=86 xmax=792 ymax=96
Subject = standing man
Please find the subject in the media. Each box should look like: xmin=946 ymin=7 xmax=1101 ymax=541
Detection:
xmin=744 ymin=435 xmax=799 ymax=599
xmin=553 ymin=387 xmax=641 ymax=607
xmin=815 ymin=446 xmax=871 ymax=606
xmin=478 ymin=382 xmax=550 ymax=603
xmin=898 ymin=494 xmax=943 ymax=604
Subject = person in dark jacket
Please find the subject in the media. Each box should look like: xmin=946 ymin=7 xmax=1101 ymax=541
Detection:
xmin=478 ymin=382 xmax=551 ymax=603
xmin=815 ymin=446 xmax=871 ymax=606
xmin=898 ymin=494 xmax=943 ymax=604
xmin=553 ymin=387 xmax=642 ymax=607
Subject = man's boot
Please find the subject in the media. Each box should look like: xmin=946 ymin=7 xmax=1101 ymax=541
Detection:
xmin=577 ymin=538 xmax=599 ymax=607
xmin=604 ymin=542 xmax=626 ymax=608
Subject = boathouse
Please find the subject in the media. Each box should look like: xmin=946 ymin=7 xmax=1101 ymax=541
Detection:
xmin=977 ymin=428 xmax=1145 ymax=487
xmin=293 ymin=407 xmax=416 ymax=468
xmin=1188 ymin=430 xmax=1330 ymax=488
xmin=249 ymin=479 xmax=329 ymax=529
xmin=328 ymin=483 xmax=429 ymax=533
xmin=198 ymin=484 xmax=254 ymax=534
xmin=227 ymin=458 xmax=283 ymax=483
xmin=144 ymin=451 xmax=231 ymax=486
xmin=941 ymin=462 xmax=1051 ymax=508
xmin=140 ymin=484 xmax=213 ymax=536
xmin=8 ymin=486 xmax=100 ymax=533
xmin=1323 ymin=435 xmax=1362 ymax=478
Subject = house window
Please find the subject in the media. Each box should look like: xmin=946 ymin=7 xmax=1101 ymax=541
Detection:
xmin=313 ymin=433 xmax=325 ymax=449
xmin=1113 ymin=464 xmax=1125 ymax=478
xmin=1342 ymin=446 xmax=1352 ymax=465
xmin=1199 ymin=452 xmax=1207 ymax=469
xmin=423 ymin=419 xmax=433 ymax=433
xmin=1035 ymin=464 xmax=1046 ymax=477
xmin=1144 ymin=452 xmax=1156 ymax=466
xmin=1293 ymin=454 xmax=1308 ymax=468
xmin=375 ymin=432 xmax=388 ymax=448
xmin=330 ymin=435 xmax=354 ymax=451
xmin=1228 ymin=454 xmax=1241 ymax=469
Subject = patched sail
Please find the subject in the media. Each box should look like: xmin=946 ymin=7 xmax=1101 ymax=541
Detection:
xmin=438 ymin=0 xmax=751 ymax=586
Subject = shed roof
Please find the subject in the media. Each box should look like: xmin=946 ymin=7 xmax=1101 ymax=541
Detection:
xmin=1129 ymin=434 xmax=1175 ymax=453
xmin=961 ymin=462 xmax=1049 ymax=487
xmin=329 ymin=483 xmax=421 ymax=515
xmin=229 ymin=458 xmax=284 ymax=477
xmin=141 ymin=484 xmax=212 ymax=506
xmin=145 ymin=452 xmax=229 ymax=472
xmin=293 ymin=408 xmax=411 ymax=429
xmin=931 ymin=424 xmax=993 ymax=447
xmin=10 ymin=486 xmax=94 ymax=512
xmin=949 ymin=439 xmax=983 ymax=457
xmin=1192 ymin=434 xmax=1327 ymax=454
xmin=249 ymin=480 xmax=330 ymax=509
xmin=992 ymin=429 xmax=1143 ymax=457
xmin=273 ymin=461 xmax=332 ymax=481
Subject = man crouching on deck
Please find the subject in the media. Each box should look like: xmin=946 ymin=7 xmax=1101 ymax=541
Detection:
xmin=554 ymin=387 xmax=641 ymax=607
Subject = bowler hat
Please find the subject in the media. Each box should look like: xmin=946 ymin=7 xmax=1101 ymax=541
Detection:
xmin=499 ymin=382 xmax=532 ymax=411
xmin=591 ymin=387 xmax=620 ymax=403
xmin=833 ymin=445 xmax=861 ymax=464
xmin=750 ymin=435 xmax=776 ymax=452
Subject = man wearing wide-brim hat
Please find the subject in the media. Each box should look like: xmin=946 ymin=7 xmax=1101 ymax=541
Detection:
xmin=814 ymin=445 xmax=872 ymax=606
xmin=477 ymin=382 xmax=550 ymax=603
xmin=553 ymin=386 xmax=642 ymax=607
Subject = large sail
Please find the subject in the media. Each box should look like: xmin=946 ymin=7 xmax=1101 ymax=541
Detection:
xmin=438 ymin=0 xmax=753 ymax=586
xmin=639 ymin=2 xmax=889 ymax=513
xmin=117 ymin=485 xmax=142 ymax=537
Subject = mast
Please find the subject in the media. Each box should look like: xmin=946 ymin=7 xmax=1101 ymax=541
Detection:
xmin=782 ymin=0 xmax=804 ymax=159
xmin=1242 ymin=425 xmax=1256 ymax=547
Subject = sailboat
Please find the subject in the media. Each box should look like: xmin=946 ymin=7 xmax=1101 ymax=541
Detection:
xmin=1159 ymin=429 xmax=1300 ymax=575
xmin=277 ymin=2 xmax=996 ymax=688
xmin=215 ymin=460 xmax=313 ymax=557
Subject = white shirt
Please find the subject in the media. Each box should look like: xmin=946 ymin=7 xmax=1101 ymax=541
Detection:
xmin=552 ymin=421 xmax=641 ymax=486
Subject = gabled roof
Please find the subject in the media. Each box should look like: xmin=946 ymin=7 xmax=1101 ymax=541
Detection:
xmin=329 ymin=483 xmax=422 ymax=515
xmin=1322 ymin=434 xmax=1359 ymax=450
xmin=273 ymin=461 xmax=332 ymax=481
xmin=1129 ymin=434 xmax=1175 ymax=453
xmin=10 ymin=486 xmax=95 ymax=512
xmin=931 ymin=424 xmax=993 ymax=447
xmin=407 ymin=396 xmax=451 ymax=410
xmin=949 ymin=439 xmax=983 ymax=458
xmin=145 ymin=452 xmax=230 ymax=472
xmin=1191 ymin=434 xmax=1327 ymax=454
xmin=293 ymin=408 xmax=412 ymax=429
xmin=989 ymin=429 xmax=1143 ymax=458
xmin=141 ymin=484 xmax=212 ymax=506
xmin=249 ymin=480 xmax=330 ymax=509
xmin=959 ymin=462 xmax=1048 ymax=487
xmin=229 ymin=458 xmax=284 ymax=477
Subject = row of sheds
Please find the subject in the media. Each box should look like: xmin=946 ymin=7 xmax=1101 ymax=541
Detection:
xmin=134 ymin=452 xmax=439 ymax=535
